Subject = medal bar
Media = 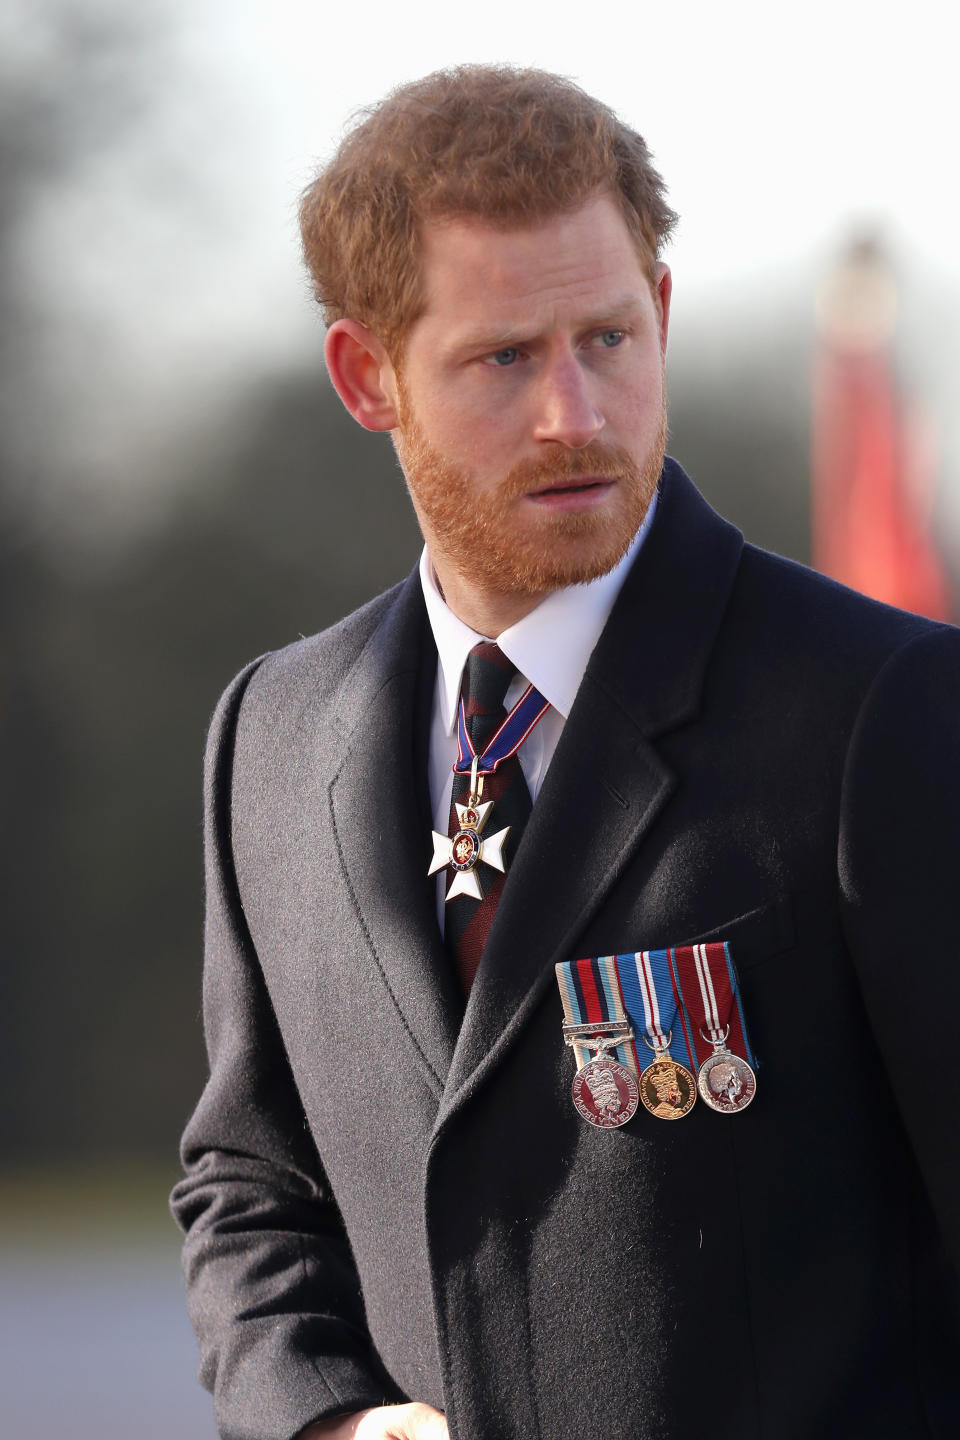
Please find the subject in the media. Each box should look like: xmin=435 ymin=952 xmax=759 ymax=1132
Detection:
xmin=562 ymin=1020 xmax=634 ymax=1040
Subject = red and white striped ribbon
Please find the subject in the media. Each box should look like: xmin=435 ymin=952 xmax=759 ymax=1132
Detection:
xmin=691 ymin=943 xmax=725 ymax=1045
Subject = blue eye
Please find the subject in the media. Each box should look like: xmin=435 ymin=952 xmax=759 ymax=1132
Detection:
xmin=599 ymin=330 xmax=624 ymax=347
xmin=489 ymin=347 xmax=519 ymax=366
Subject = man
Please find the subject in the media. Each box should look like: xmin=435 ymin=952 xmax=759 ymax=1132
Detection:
xmin=172 ymin=66 xmax=960 ymax=1440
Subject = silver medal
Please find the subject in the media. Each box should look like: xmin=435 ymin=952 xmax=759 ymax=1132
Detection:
xmin=697 ymin=1031 xmax=757 ymax=1114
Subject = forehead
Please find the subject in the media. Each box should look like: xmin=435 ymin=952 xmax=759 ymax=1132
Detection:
xmin=415 ymin=192 xmax=651 ymax=333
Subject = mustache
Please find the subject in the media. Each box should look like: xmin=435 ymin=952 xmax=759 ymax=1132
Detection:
xmin=500 ymin=442 xmax=641 ymax=497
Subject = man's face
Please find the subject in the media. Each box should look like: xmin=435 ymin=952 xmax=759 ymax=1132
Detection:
xmin=388 ymin=192 xmax=670 ymax=622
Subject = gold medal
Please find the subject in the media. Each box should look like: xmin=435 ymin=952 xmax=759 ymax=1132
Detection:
xmin=639 ymin=1054 xmax=697 ymax=1120
xmin=638 ymin=1031 xmax=696 ymax=1120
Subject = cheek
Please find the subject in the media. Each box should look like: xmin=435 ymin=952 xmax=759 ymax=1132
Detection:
xmin=421 ymin=393 xmax=490 ymax=452
xmin=436 ymin=400 xmax=520 ymax=473
xmin=617 ymin=368 xmax=665 ymax=432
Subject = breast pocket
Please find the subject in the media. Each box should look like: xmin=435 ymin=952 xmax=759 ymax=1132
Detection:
xmin=678 ymin=894 xmax=795 ymax=980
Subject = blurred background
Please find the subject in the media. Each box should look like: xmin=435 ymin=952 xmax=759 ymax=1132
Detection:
xmin=2 ymin=1 xmax=958 ymax=1435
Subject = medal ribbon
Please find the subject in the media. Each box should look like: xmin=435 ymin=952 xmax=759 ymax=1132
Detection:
xmin=616 ymin=950 xmax=696 ymax=1074
xmin=455 ymin=682 xmax=551 ymax=776
xmin=555 ymin=956 xmax=636 ymax=1072
xmin=669 ymin=942 xmax=756 ymax=1070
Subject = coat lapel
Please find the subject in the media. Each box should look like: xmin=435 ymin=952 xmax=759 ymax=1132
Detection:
xmin=327 ymin=571 xmax=461 ymax=1095
xmin=440 ymin=462 xmax=745 ymax=1118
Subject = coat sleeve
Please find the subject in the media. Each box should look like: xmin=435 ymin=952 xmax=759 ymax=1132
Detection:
xmin=839 ymin=622 xmax=960 ymax=1268
xmin=170 ymin=662 xmax=404 ymax=1440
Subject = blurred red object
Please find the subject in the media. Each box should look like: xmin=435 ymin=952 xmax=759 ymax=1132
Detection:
xmin=812 ymin=239 xmax=952 ymax=620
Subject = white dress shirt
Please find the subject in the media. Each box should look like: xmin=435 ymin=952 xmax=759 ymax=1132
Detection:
xmin=420 ymin=493 xmax=659 ymax=925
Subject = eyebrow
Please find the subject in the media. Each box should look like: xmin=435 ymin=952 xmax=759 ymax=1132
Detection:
xmin=450 ymin=292 xmax=649 ymax=356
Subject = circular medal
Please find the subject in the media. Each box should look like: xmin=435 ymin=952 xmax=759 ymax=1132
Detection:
xmin=639 ymin=1057 xmax=697 ymax=1120
xmin=449 ymin=827 xmax=481 ymax=872
xmin=697 ymin=1050 xmax=757 ymax=1114
xmin=572 ymin=1056 xmax=639 ymax=1129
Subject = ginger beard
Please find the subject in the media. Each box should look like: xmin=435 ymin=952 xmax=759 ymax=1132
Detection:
xmin=393 ymin=387 xmax=667 ymax=600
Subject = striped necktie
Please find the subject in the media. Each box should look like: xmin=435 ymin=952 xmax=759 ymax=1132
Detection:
xmin=445 ymin=642 xmax=533 ymax=991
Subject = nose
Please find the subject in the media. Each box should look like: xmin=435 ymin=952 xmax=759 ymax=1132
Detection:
xmin=531 ymin=353 xmax=605 ymax=449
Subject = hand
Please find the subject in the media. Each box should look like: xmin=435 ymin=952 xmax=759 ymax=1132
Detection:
xmin=300 ymin=1402 xmax=449 ymax=1440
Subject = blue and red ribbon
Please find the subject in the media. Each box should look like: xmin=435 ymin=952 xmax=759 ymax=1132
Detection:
xmin=556 ymin=949 xmax=698 ymax=1076
xmin=455 ymin=683 xmax=551 ymax=776
xmin=555 ymin=956 xmax=637 ymax=1071
xmin=616 ymin=949 xmax=697 ymax=1074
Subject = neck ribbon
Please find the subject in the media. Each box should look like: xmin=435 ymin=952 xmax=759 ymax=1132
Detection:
xmin=454 ymin=681 xmax=551 ymax=777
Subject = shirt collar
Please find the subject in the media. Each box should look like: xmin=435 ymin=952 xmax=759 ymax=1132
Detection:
xmin=420 ymin=489 xmax=659 ymax=734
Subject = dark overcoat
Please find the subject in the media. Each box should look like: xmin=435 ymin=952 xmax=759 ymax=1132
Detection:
xmin=173 ymin=461 xmax=960 ymax=1440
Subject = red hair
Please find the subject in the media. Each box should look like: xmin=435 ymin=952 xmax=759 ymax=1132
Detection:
xmin=299 ymin=65 xmax=677 ymax=354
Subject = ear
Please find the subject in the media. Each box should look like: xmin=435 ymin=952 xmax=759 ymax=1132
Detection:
xmin=653 ymin=263 xmax=672 ymax=355
xmin=324 ymin=319 xmax=400 ymax=431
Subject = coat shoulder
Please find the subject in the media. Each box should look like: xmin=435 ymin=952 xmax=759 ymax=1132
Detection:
xmin=210 ymin=579 xmax=410 ymax=738
xmin=733 ymin=540 xmax=954 ymax=677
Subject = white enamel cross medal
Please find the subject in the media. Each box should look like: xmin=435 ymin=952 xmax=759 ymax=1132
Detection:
xmin=428 ymin=756 xmax=510 ymax=902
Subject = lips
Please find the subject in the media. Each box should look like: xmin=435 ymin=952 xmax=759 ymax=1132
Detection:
xmin=525 ymin=476 xmax=616 ymax=511
xmin=531 ymin=476 xmax=612 ymax=494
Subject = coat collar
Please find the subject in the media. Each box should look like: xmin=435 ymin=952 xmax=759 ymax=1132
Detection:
xmin=585 ymin=457 xmax=745 ymax=740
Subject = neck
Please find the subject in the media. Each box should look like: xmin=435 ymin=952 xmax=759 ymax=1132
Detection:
xmin=433 ymin=564 xmax=548 ymax=637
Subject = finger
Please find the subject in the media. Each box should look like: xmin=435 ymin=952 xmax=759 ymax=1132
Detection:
xmin=409 ymin=1405 xmax=449 ymax=1440
xmin=355 ymin=1403 xmax=448 ymax=1440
